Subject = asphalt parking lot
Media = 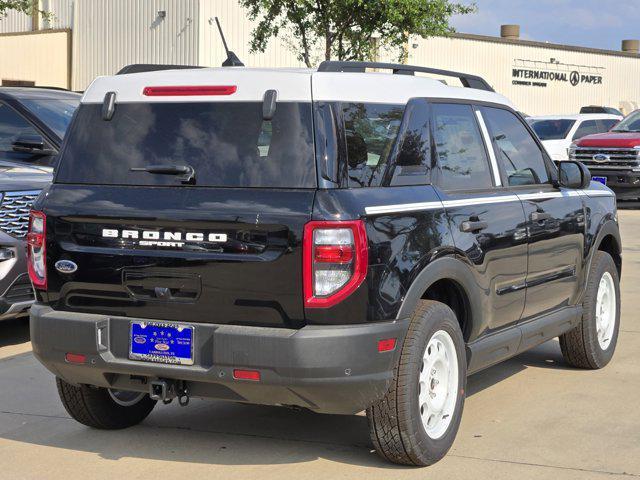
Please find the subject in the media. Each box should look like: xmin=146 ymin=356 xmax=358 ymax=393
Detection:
xmin=1 ymin=211 xmax=639 ymax=480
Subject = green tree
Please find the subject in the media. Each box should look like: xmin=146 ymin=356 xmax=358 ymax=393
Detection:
xmin=0 ymin=1 xmax=51 ymax=20
xmin=239 ymin=0 xmax=476 ymax=67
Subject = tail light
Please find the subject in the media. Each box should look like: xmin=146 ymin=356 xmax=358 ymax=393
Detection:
xmin=27 ymin=210 xmax=47 ymax=290
xmin=303 ymin=220 xmax=368 ymax=308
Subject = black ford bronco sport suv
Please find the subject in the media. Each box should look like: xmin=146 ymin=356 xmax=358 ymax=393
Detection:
xmin=29 ymin=62 xmax=622 ymax=466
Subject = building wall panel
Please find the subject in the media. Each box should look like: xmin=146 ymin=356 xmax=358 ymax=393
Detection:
xmin=198 ymin=0 xmax=307 ymax=68
xmin=0 ymin=30 xmax=70 ymax=88
xmin=72 ymin=0 xmax=199 ymax=90
xmin=41 ymin=0 xmax=74 ymax=29
xmin=408 ymin=36 xmax=640 ymax=115
xmin=0 ymin=10 xmax=32 ymax=33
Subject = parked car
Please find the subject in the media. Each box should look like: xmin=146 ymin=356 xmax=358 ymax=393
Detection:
xmin=0 ymin=87 xmax=80 ymax=321
xmin=30 ymin=62 xmax=621 ymax=467
xmin=528 ymin=113 xmax=621 ymax=161
xmin=570 ymin=109 xmax=640 ymax=200
xmin=580 ymin=105 xmax=624 ymax=116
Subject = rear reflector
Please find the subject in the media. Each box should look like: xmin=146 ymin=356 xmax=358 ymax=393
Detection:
xmin=378 ymin=338 xmax=397 ymax=352
xmin=233 ymin=369 xmax=261 ymax=381
xmin=142 ymin=85 xmax=237 ymax=96
xmin=65 ymin=353 xmax=86 ymax=364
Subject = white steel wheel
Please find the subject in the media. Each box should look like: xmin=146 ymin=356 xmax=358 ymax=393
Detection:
xmin=595 ymin=271 xmax=616 ymax=350
xmin=419 ymin=330 xmax=459 ymax=440
xmin=108 ymin=389 xmax=146 ymax=407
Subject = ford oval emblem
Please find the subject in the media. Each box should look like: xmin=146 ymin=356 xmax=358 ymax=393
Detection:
xmin=55 ymin=260 xmax=78 ymax=274
xmin=592 ymin=153 xmax=610 ymax=163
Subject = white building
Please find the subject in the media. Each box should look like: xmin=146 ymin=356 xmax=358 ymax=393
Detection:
xmin=1 ymin=0 xmax=639 ymax=115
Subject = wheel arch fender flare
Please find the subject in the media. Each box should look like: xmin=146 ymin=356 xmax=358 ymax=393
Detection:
xmin=591 ymin=219 xmax=622 ymax=273
xmin=396 ymin=256 xmax=483 ymax=336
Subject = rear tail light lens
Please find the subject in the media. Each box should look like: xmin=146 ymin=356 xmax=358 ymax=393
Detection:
xmin=27 ymin=210 xmax=47 ymax=290
xmin=303 ymin=220 xmax=368 ymax=308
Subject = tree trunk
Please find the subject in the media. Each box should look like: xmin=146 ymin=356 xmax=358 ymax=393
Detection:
xmin=325 ymin=25 xmax=332 ymax=61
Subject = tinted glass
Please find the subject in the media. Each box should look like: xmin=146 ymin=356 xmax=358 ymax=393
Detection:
xmin=529 ymin=119 xmax=575 ymax=140
xmin=0 ymin=103 xmax=38 ymax=152
xmin=612 ymin=111 xmax=640 ymax=132
xmin=57 ymin=102 xmax=316 ymax=188
xmin=482 ymin=107 xmax=549 ymax=186
xmin=343 ymin=103 xmax=404 ymax=187
xmin=573 ymin=120 xmax=599 ymax=140
xmin=390 ymin=98 xmax=431 ymax=185
xmin=20 ymin=97 xmax=79 ymax=138
xmin=599 ymin=119 xmax=618 ymax=131
xmin=432 ymin=103 xmax=492 ymax=190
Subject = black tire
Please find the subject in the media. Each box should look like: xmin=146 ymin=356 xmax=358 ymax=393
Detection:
xmin=56 ymin=377 xmax=157 ymax=429
xmin=366 ymin=300 xmax=466 ymax=466
xmin=560 ymin=251 xmax=621 ymax=369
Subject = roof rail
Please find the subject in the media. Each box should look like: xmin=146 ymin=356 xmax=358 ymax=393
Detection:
xmin=117 ymin=64 xmax=204 ymax=75
xmin=317 ymin=61 xmax=494 ymax=92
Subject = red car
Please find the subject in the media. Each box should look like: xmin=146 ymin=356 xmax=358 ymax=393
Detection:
xmin=570 ymin=110 xmax=640 ymax=200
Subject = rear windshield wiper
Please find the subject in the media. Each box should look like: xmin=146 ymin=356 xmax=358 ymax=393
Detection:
xmin=130 ymin=165 xmax=195 ymax=184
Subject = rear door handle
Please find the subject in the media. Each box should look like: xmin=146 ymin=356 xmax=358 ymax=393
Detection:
xmin=530 ymin=211 xmax=552 ymax=222
xmin=460 ymin=220 xmax=488 ymax=233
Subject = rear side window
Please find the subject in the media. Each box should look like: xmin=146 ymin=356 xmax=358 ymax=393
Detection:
xmin=432 ymin=103 xmax=493 ymax=190
xmin=481 ymin=107 xmax=549 ymax=186
xmin=56 ymin=102 xmax=316 ymax=188
xmin=343 ymin=103 xmax=404 ymax=187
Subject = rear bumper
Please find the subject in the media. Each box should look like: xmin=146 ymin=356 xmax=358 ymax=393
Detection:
xmin=587 ymin=169 xmax=640 ymax=200
xmin=30 ymin=304 xmax=409 ymax=414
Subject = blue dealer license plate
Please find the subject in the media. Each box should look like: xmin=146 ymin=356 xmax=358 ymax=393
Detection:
xmin=129 ymin=321 xmax=194 ymax=365
xmin=593 ymin=176 xmax=607 ymax=185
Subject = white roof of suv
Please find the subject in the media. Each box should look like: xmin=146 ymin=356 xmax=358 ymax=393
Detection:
xmin=529 ymin=113 xmax=622 ymax=121
xmin=81 ymin=66 xmax=515 ymax=108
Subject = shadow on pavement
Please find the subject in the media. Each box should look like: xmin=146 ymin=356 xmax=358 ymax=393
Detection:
xmin=0 ymin=335 xmax=575 ymax=468
xmin=0 ymin=317 xmax=29 ymax=348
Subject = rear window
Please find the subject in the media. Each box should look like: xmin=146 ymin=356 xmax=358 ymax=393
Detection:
xmin=56 ymin=102 xmax=316 ymax=188
xmin=529 ymin=119 xmax=575 ymax=140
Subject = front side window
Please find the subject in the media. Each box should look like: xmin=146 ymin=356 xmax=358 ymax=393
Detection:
xmin=0 ymin=103 xmax=39 ymax=152
xmin=432 ymin=103 xmax=493 ymax=190
xmin=482 ymin=107 xmax=549 ymax=186
xmin=56 ymin=102 xmax=316 ymax=188
xmin=343 ymin=103 xmax=404 ymax=187
xmin=529 ymin=119 xmax=576 ymax=140
xmin=573 ymin=120 xmax=599 ymax=140
xmin=598 ymin=119 xmax=618 ymax=132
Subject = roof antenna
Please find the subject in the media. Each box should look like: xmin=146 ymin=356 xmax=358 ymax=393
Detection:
xmin=215 ymin=17 xmax=244 ymax=67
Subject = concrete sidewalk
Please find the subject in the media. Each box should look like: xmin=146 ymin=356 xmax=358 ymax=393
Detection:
xmin=1 ymin=211 xmax=639 ymax=479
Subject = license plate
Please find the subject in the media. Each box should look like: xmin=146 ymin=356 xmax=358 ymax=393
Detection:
xmin=129 ymin=321 xmax=194 ymax=365
xmin=593 ymin=176 xmax=607 ymax=185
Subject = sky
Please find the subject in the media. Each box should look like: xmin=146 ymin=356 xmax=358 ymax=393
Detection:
xmin=450 ymin=0 xmax=640 ymax=51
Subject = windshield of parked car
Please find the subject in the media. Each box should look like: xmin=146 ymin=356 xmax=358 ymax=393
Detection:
xmin=20 ymin=97 xmax=80 ymax=139
xmin=528 ymin=119 xmax=576 ymax=140
xmin=611 ymin=111 xmax=640 ymax=132
xmin=56 ymin=101 xmax=317 ymax=188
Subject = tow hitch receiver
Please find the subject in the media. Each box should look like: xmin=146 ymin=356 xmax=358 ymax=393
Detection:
xmin=149 ymin=379 xmax=190 ymax=406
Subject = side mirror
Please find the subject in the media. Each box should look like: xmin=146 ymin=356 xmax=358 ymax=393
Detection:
xmin=12 ymin=133 xmax=56 ymax=156
xmin=557 ymin=160 xmax=591 ymax=189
